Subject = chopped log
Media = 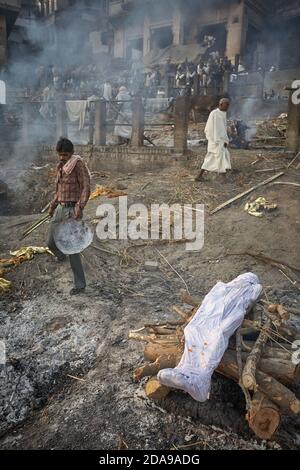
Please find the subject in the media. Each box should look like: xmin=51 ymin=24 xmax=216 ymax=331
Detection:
xmin=133 ymin=354 xmax=179 ymax=381
xmin=256 ymin=371 xmax=300 ymax=415
xmin=147 ymin=326 xmax=178 ymax=335
xmin=146 ymin=334 xmax=179 ymax=342
xmin=145 ymin=340 xmax=299 ymax=386
xmin=144 ymin=342 xmax=182 ymax=362
xmin=218 ymin=350 xmax=300 ymax=415
xmin=258 ymin=357 xmax=300 ymax=385
xmin=227 ymin=347 xmax=298 ymax=384
xmin=242 ymin=319 xmax=272 ymax=390
xmin=171 ymin=305 xmax=191 ymax=321
xmin=144 ymin=319 xmax=186 ymax=327
xmin=280 ymin=324 xmax=300 ymax=340
xmin=248 ymin=392 xmax=281 ymax=440
xmin=268 ymin=304 xmax=289 ymax=321
xmin=264 ymin=310 xmax=282 ymax=327
xmin=145 ymin=377 xmax=170 ymax=400
xmin=128 ymin=332 xmax=156 ymax=343
xmin=268 ymin=304 xmax=277 ymax=314
xmin=180 ymin=289 xmax=201 ymax=307
xmin=236 ymin=341 xmax=292 ymax=360
xmin=236 ymin=327 xmax=252 ymax=410
xmin=242 ymin=319 xmax=261 ymax=329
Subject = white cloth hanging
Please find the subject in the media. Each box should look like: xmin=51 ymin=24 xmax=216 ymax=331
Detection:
xmin=201 ymin=108 xmax=231 ymax=173
xmin=65 ymin=100 xmax=87 ymax=130
xmin=0 ymin=80 xmax=6 ymax=105
xmin=158 ymin=272 xmax=262 ymax=402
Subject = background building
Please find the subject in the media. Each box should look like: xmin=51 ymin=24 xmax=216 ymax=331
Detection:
xmin=0 ymin=1 xmax=21 ymax=65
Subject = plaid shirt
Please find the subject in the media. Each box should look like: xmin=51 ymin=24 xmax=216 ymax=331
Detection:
xmin=51 ymin=160 xmax=91 ymax=210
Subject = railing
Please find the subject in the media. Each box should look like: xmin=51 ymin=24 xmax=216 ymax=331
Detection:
xmin=0 ymin=95 xmax=191 ymax=150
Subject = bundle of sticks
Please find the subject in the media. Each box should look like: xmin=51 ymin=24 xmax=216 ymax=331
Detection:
xmin=129 ymin=290 xmax=300 ymax=440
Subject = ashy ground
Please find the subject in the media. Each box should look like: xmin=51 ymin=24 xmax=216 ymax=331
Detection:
xmin=0 ymin=145 xmax=299 ymax=450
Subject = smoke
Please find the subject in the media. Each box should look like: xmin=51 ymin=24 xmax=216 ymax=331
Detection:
xmin=1 ymin=1 xmax=110 ymax=154
xmin=0 ymin=1 xmax=109 ymax=205
xmin=0 ymin=0 xmax=297 ymax=160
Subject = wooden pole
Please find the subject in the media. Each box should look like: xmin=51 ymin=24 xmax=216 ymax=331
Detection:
xmin=131 ymin=97 xmax=144 ymax=147
xmin=94 ymin=100 xmax=107 ymax=146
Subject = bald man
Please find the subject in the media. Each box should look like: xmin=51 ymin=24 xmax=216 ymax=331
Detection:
xmin=195 ymin=98 xmax=231 ymax=181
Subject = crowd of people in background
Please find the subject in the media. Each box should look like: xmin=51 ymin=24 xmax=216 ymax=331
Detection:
xmin=7 ymin=30 xmax=284 ymax=106
xmin=23 ymin=34 xmax=239 ymax=103
xmin=0 ymin=32 xmax=287 ymax=145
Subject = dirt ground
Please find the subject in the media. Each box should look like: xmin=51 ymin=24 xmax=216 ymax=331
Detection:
xmin=0 ymin=144 xmax=299 ymax=450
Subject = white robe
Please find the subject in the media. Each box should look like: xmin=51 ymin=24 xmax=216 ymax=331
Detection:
xmin=201 ymin=108 xmax=231 ymax=173
xmin=114 ymin=90 xmax=132 ymax=139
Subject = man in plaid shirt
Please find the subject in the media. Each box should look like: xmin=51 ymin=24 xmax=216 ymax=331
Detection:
xmin=48 ymin=137 xmax=91 ymax=295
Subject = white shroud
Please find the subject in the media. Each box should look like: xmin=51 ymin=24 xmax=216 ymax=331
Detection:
xmin=201 ymin=108 xmax=231 ymax=173
xmin=158 ymin=273 xmax=262 ymax=402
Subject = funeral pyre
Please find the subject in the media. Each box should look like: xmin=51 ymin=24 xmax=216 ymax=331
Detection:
xmin=129 ymin=276 xmax=300 ymax=441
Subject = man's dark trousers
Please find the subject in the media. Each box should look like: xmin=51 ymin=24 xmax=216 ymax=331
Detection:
xmin=47 ymin=204 xmax=86 ymax=289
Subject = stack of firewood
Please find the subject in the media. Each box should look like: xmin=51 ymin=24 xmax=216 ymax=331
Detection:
xmin=129 ymin=290 xmax=300 ymax=440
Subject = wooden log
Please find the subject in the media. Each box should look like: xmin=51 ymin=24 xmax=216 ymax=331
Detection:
xmin=258 ymin=357 xmax=300 ymax=385
xmin=144 ymin=342 xmax=182 ymax=362
xmin=256 ymin=371 xmax=300 ymax=415
xmin=228 ymin=346 xmax=298 ymax=383
xmin=248 ymin=392 xmax=281 ymax=440
xmin=242 ymin=319 xmax=261 ymax=330
xmin=261 ymin=347 xmax=292 ymax=360
xmin=268 ymin=304 xmax=289 ymax=321
xmin=128 ymin=332 xmax=156 ymax=343
xmin=147 ymin=327 xmax=178 ymax=335
xmin=242 ymin=319 xmax=272 ymax=390
xmin=218 ymin=350 xmax=300 ymax=415
xmin=129 ymin=331 xmax=179 ymax=344
xmin=145 ymin=333 xmax=179 ymax=342
xmin=233 ymin=342 xmax=292 ymax=360
xmin=144 ymin=319 xmax=186 ymax=327
xmin=180 ymin=289 xmax=201 ymax=307
xmin=133 ymin=354 xmax=179 ymax=381
xmin=144 ymin=337 xmax=299 ymax=385
xmin=171 ymin=305 xmax=190 ymax=321
xmin=145 ymin=377 xmax=170 ymax=400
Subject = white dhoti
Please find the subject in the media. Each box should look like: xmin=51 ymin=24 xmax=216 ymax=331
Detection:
xmin=114 ymin=88 xmax=132 ymax=140
xmin=201 ymin=108 xmax=232 ymax=173
xmin=201 ymin=143 xmax=231 ymax=173
xmin=114 ymin=112 xmax=132 ymax=139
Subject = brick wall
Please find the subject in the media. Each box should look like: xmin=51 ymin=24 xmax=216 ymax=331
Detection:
xmin=35 ymin=145 xmax=192 ymax=173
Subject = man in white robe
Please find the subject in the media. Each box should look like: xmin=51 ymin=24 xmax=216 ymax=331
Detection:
xmin=114 ymin=86 xmax=132 ymax=144
xmin=195 ymin=98 xmax=231 ymax=181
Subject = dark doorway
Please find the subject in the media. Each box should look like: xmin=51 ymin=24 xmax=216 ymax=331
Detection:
xmin=126 ymin=37 xmax=143 ymax=59
xmin=150 ymin=26 xmax=173 ymax=50
xmin=279 ymin=16 xmax=300 ymax=69
xmin=244 ymin=24 xmax=261 ymax=71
